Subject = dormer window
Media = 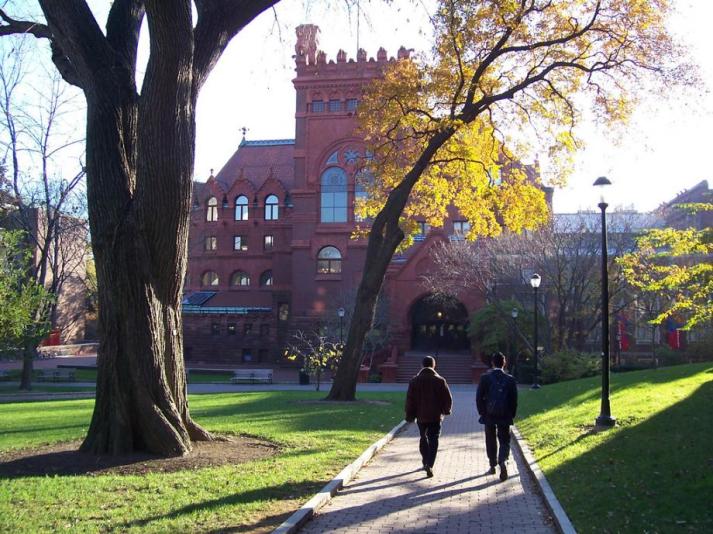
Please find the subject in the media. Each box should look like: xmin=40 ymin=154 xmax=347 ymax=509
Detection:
xmin=235 ymin=195 xmax=249 ymax=220
xmin=265 ymin=194 xmax=279 ymax=220
xmin=206 ymin=197 xmax=218 ymax=221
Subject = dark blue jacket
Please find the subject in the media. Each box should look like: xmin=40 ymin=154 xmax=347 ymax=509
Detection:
xmin=476 ymin=368 xmax=518 ymax=425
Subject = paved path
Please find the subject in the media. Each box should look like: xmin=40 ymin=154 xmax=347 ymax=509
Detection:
xmin=301 ymin=388 xmax=556 ymax=534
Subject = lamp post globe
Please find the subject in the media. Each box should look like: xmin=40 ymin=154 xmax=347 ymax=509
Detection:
xmin=530 ymin=274 xmax=541 ymax=389
xmin=594 ymin=176 xmax=616 ymax=427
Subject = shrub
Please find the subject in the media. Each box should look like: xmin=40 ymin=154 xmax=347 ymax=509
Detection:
xmin=539 ymin=350 xmax=600 ymax=384
xmin=655 ymin=346 xmax=685 ymax=367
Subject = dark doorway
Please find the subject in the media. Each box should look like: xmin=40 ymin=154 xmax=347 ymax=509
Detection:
xmin=410 ymin=295 xmax=469 ymax=352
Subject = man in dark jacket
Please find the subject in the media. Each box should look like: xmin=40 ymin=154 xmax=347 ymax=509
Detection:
xmin=405 ymin=356 xmax=453 ymax=477
xmin=476 ymin=352 xmax=518 ymax=481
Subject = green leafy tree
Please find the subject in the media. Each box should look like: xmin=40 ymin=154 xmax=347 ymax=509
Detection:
xmin=619 ymin=200 xmax=713 ymax=329
xmin=0 ymin=229 xmax=53 ymax=383
xmin=328 ymin=0 xmax=692 ymax=400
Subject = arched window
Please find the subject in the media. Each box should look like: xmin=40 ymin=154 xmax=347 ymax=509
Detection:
xmin=259 ymin=270 xmax=273 ymax=287
xmin=206 ymin=197 xmax=218 ymax=221
xmin=317 ymin=246 xmax=342 ymax=274
xmin=201 ymin=271 xmax=219 ymax=287
xmin=264 ymin=194 xmax=279 ymax=220
xmin=320 ymin=167 xmax=347 ymax=223
xmin=230 ymin=271 xmax=250 ymax=287
xmin=234 ymin=195 xmax=249 ymax=220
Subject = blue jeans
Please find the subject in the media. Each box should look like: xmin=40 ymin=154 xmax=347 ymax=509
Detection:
xmin=417 ymin=421 xmax=442 ymax=468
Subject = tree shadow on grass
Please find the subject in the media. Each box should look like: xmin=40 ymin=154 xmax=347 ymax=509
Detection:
xmin=0 ymin=436 xmax=278 ymax=479
xmin=120 ymin=480 xmax=324 ymax=530
xmin=545 ymin=379 xmax=713 ymax=532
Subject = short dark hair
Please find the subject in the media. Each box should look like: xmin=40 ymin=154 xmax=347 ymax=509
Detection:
xmin=422 ymin=356 xmax=435 ymax=368
xmin=491 ymin=352 xmax=506 ymax=368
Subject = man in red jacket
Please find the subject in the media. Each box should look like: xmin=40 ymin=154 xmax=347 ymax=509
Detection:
xmin=405 ymin=356 xmax=453 ymax=478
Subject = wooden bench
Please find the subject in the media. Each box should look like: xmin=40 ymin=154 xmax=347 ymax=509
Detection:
xmin=37 ymin=369 xmax=76 ymax=382
xmin=230 ymin=369 xmax=273 ymax=384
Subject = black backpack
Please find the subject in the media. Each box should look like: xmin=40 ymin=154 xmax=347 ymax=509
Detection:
xmin=486 ymin=372 xmax=509 ymax=418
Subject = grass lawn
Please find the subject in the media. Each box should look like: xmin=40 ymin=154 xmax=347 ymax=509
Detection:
xmin=0 ymin=391 xmax=405 ymax=533
xmin=517 ymin=363 xmax=713 ymax=533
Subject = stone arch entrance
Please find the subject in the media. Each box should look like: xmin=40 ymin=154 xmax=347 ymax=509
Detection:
xmin=410 ymin=295 xmax=469 ymax=352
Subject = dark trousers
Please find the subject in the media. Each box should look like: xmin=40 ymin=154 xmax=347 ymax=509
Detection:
xmin=417 ymin=421 xmax=441 ymax=468
xmin=484 ymin=423 xmax=511 ymax=466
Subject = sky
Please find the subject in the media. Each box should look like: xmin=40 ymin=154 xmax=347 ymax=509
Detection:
xmin=191 ymin=0 xmax=713 ymax=214
xmin=9 ymin=1 xmax=712 ymax=215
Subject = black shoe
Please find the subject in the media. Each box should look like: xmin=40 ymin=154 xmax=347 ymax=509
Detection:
xmin=425 ymin=466 xmax=434 ymax=478
xmin=487 ymin=466 xmax=496 ymax=475
xmin=499 ymin=462 xmax=508 ymax=481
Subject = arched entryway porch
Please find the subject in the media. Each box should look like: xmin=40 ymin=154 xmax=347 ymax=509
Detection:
xmin=410 ymin=294 xmax=470 ymax=353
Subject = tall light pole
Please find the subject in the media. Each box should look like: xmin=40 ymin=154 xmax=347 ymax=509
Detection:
xmin=594 ymin=177 xmax=616 ymax=427
xmin=337 ymin=307 xmax=345 ymax=347
xmin=530 ymin=273 xmax=541 ymax=389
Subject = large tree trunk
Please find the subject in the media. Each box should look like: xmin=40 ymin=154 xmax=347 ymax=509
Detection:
xmin=78 ymin=2 xmax=210 ymax=455
xmin=19 ymin=343 xmax=34 ymax=391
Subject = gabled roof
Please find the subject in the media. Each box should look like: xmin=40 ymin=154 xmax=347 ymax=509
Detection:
xmin=213 ymin=139 xmax=295 ymax=192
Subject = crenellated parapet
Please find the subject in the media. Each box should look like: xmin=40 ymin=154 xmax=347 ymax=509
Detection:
xmin=294 ymin=24 xmax=412 ymax=78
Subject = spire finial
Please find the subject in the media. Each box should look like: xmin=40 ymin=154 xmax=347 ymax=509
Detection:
xmin=240 ymin=126 xmax=248 ymax=142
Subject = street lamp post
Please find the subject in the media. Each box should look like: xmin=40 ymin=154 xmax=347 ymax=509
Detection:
xmin=511 ymin=307 xmax=519 ymax=378
xmin=530 ymin=273 xmax=541 ymax=389
xmin=337 ymin=307 xmax=345 ymax=347
xmin=594 ymin=177 xmax=616 ymax=427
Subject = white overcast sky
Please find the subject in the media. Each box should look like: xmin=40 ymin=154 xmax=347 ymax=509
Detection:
xmin=50 ymin=0 xmax=713 ymax=214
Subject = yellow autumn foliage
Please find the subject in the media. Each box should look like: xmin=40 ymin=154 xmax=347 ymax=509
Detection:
xmin=354 ymin=0 xmax=690 ymax=245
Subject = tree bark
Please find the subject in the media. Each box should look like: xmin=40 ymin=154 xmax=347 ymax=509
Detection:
xmin=19 ymin=343 xmax=34 ymax=391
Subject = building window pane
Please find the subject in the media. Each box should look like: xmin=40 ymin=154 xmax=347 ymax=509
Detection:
xmin=230 ymin=271 xmax=250 ymax=287
xmin=260 ymin=323 xmax=270 ymax=336
xmin=453 ymin=220 xmax=471 ymax=239
xmin=265 ymin=194 xmax=279 ymax=220
xmin=244 ymin=323 xmax=253 ymax=335
xmin=416 ymin=221 xmax=430 ymax=241
xmin=278 ymin=303 xmax=289 ymax=321
xmin=227 ymin=323 xmax=236 ymax=335
xmin=234 ymin=235 xmax=247 ymax=251
xmin=242 ymin=348 xmax=253 ymax=362
xmin=201 ymin=271 xmax=219 ymax=286
xmin=320 ymin=167 xmax=348 ymax=223
xmin=204 ymin=236 xmax=217 ymax=251
xmin=264 ymin=235 xmax=274 ymax=250
xmin=329 ymin=99 xmax=341 ymax=112
xmin=260 ymin=270 xmax=273 ymax=287
xmin=234 ymin=195 xmax=249 ymax=220
xmin=346 ymin=98 xmax=358 ymax=111
xmin=211 ymin=323 xmax=220 ymax=335
xmin=312 ymin=100 xmax=324 ymax=112
xmin=206 ymin=197 xmax=218 ymax=222
xmin=317 ymin=246 xmax=342 ymax=274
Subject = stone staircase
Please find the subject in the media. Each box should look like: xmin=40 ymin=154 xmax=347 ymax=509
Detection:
xmin=396 ymin=351 xmax=475 ymax=384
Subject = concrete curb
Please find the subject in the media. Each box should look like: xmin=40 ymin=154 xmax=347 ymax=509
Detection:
xmin=272 ymin=419 xmax=409 ymax=534
xmin=512 ymin=425 xmax=577 ymax=534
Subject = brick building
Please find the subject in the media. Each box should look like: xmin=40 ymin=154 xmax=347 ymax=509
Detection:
xmin=183 ymin=25 xmax=541 ymax=382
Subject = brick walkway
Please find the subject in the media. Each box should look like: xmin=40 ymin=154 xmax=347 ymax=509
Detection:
xmin=301 ymin=388 xmax=556 ymax=533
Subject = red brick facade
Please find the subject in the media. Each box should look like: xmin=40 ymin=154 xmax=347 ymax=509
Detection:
xmin=183 ymin=26 xmax=490 ymax=370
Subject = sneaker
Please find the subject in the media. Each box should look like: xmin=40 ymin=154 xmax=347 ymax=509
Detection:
xmin=487 ymin=466 xmax=496 ymax=475
xmin=425 ymin=466 xmax=434 ymax=478
xmin=499 ymin=462 xmax=508 ymax=481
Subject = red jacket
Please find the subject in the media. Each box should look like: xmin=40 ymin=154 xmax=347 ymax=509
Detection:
xmin=405 ymin=367 xmax=453 ymax=423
